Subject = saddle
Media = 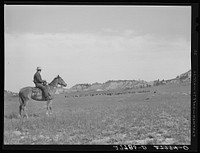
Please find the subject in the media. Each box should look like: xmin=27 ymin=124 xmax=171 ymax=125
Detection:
xmin=32 ymin=87 xmax=44 ymax=100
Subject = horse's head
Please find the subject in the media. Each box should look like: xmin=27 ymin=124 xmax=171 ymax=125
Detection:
xmin=56 ymin=75 xmax=67 ymax=87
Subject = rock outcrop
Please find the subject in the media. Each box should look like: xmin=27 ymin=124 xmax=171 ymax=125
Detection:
xmin=165 ymin=70 xmax=191 ymax=84
xmin=69 ymin=70 xmax=191 ymax=92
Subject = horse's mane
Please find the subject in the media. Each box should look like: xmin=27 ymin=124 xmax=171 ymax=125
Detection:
xmin=48 ymin=76 xmax=58 ymax=86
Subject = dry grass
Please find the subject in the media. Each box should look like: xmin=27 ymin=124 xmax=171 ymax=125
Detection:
xmin=4 ymin=84 xmax=191 ymax=145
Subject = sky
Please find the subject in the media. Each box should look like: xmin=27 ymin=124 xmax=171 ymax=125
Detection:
xmin=4 ymin=5 xmax=191 ymax=92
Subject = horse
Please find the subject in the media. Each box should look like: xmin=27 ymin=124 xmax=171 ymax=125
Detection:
xmin=18 ymin=75 xmax=67 ymax=118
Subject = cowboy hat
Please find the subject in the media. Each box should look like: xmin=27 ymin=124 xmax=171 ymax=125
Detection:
xmin=36 ymin=66 xmax=42 ymax=71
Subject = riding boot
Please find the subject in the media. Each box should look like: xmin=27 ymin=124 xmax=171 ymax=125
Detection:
xmin=47 ymin=95 xmax=53 ymax=100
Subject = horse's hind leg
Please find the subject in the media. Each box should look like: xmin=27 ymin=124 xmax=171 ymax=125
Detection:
xmin=19 ymin=104 xmax=23 ymax=117
xmin=19 ymin=103 xmax=28 ymax=118
xmin=19 ymin=96 xmax=24 ymax=118
xmin=19 ymin=96 xmax=29 ymax=118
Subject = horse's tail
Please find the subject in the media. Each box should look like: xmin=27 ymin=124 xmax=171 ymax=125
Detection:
xmin=18 ymin=89 xmax=26 ymax=116
xmin=19 ymin=92 xmax=24 ymax=105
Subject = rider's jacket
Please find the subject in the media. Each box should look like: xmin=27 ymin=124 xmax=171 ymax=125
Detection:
xmin=33 ymin=71 xmax=45 ymax=85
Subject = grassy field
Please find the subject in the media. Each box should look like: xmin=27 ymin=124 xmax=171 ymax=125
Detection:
xmin=4 ymin=83 xmax=191 ymax=145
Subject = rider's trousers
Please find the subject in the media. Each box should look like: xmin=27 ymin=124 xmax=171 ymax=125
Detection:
xmin=35 ymin=83 xmax=49 ymax=98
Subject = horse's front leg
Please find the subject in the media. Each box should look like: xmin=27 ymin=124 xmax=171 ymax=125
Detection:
xmin=46 ymin=100 xmax=50 ymax=116
xmin=46 ymin=100 xmax=53 ymax=116
xmin=24 ymin=106 xmax=29 ymax=119
xmin=49 ymin=100 xmax=53 ymax=114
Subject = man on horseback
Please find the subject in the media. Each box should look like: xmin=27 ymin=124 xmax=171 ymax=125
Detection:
xmin=33 ymin=67 xmax=52 ymax=100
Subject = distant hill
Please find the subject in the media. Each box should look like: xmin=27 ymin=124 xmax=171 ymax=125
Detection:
xmin=70 ymin=80 xmax=150 ymax=92
xmin=4 ymin=90 xmax=18 ymax=97
xmin=4 ymin=88 xmax=68 ymax=96
xmin=69 ymin=70 xmax=191 ymax=92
